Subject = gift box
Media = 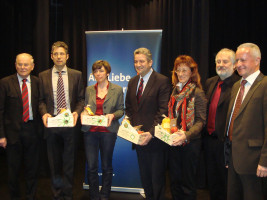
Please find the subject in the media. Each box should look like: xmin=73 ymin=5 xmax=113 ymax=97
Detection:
xmin=47 ymin=109 xmax=74 ymax=127
xmin=154 ymin=124 xmax=178 ymax=146
xmin=81 ymin=115 xmax=108 ymax=127
xmin=117 ymin=120 xmax=144 ymax=144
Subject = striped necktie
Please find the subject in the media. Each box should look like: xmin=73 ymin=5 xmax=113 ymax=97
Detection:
xmin=228 ymin=80 xmax=247 ymax=141
xmin=57 ymin=71 xmax=67 ymax=114
xmin=136 ymin=78 xmax=144 ymax=104
xmin=22 ymin=79 xmax=29 ymax=122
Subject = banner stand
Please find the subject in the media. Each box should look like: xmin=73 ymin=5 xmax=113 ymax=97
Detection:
xmin=83 ymin=183 xmax=144 ymax=194
xmin=84 ymin=30 xmax=162 ymax=194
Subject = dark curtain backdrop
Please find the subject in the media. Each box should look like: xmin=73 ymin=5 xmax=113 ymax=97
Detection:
xmin=1 ymin=0 xmax=266 ymax=83
xmin=1 ymin=0 xmax=266 ymax=191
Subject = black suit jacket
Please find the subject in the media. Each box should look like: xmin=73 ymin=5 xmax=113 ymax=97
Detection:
xmin=225 ymin=73 xmax=267 ymax=174
xmin=205 ymin=73 xmax=240 ymax=140
xmin=125 ymin=70 xmax=171 ymax=150
xmin=0 ymin=74 xmax=39 ymax=144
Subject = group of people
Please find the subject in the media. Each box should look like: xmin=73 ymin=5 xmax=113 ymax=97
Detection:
xmin=0 ymin=41 xmax=266 ymax=200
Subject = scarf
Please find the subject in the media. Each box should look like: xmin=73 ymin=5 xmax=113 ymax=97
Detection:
xmin=168 ymin=81 xmax=196 ymax=131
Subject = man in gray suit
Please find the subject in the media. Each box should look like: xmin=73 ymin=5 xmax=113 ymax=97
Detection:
xmin=225 ymin=43 xmax=267 ymax=200
xmin=39 ymin=41 xmax=84 ymax=200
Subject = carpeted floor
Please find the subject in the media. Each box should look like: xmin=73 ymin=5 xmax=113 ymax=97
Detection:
xmin=0 ymin=138 xmax=210 ymax=200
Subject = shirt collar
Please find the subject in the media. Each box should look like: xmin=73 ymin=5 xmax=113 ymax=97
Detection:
xmin=17 ymin=73 xmax=31 ymax=83
xmin=241 ymin=70 xmax=260 ymax=85
xmin=52 ymin=65 xmax=67 ymax=74
xmin=140 ymin=68 xmax=153 ymax=82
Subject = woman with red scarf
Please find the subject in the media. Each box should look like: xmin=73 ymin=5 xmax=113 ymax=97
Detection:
xmin=168 ymin=55 xmax=207 ymax=200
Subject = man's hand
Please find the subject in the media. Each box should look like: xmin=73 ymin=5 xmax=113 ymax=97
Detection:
xmin=106 ymin=114 xmax=115 ymax=127
xmin=257 ymin=165 xmax=267 ymax=177
xmin=42 ymin=113 xmax=52 ymax=127
xmin=0 ymin=137 xmax=7 ymax=149
xmin=139 ymin=132 xmax=153 ymax=146
xmin=72 ymin=112 xmax=78 ymax=126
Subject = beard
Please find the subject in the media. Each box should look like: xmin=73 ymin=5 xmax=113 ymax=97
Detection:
xmin=216 ymin=68 xmax=234 ymax=80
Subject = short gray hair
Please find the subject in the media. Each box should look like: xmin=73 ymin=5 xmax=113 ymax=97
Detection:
xmin=134 ymin=47 xmax=152 ymax=61
xmin=215 ymin=48 xmax=235 ymax=64
xmin=237 ymin=43 xmax=261 ymax=59
xmin=16 ymin=53 xmax=34 ymax=64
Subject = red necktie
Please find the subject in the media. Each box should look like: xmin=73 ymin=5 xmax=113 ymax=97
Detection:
xmin=57 ymin=71 xmax=67 ymax=114
xmin=136 ymin=78 xmax=144 ymax=104
xmin=207 ymin=81 xmax=223 ymax=135
xmin=228 ymin=80 xmax=247 ymax=141
xmin=22 ymin=79 xmax=29 ymax=122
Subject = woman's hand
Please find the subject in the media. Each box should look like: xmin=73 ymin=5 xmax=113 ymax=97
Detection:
xmin=172 ymin=130 xmax=187 ymax=146
xmin=80 ymin=110 xmax=87 ymax=124
xmin=106 ymin=114 xmax=115 ymax=127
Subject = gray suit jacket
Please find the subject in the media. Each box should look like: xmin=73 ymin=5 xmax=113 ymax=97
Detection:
xmin=81 ymin=82 xmax=124 ymax=133
xmin=225 ymin=73 xmax=267 ymax=174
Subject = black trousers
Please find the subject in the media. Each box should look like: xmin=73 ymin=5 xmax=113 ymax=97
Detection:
xmin=46 ymin=127 xmax=76 ymax=200
xmin=6 ymin=121 xmax=39 ymax=200
xmin=136 ymin=143 xmax=167 ymax=200
xmin=169 ymin=139 xmax=201 ymax=200
xmin=203 ymin=135 xmax=227 ymax=200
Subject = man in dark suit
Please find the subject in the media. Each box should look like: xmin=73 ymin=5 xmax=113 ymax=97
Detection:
xmin=225 ymin=43 xmax=267 ymax=200
xmin=0 ymin=53 xmax=40 ymax=200
xmin=125 ymin=47 xmax=171 ymax=200
xmin=204 ymin=48 xmax=240 ymax=200
xmin=39 ymin=41 xmax=84 ymax=200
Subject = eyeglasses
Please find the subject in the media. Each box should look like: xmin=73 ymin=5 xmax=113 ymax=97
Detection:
xmin=175 ymin=69 xmax=190 ymax=74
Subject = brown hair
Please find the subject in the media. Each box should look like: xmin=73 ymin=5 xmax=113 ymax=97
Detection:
xmin=172 ymin=55 xmax=202 ymax=89
xmin=51 ymin=41 xmax=68 ymax=54
xmin=92 ymin=60 xmax=111 ymax=74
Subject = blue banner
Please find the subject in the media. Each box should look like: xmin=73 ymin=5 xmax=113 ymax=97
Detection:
xmin=84 ymin=30 xmax=162 ymax=193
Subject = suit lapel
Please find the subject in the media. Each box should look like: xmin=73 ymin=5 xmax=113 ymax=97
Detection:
xmin=237 ymin=73 xmax=264 ymax=117
xmin=218 ymin=83 xmax=230 ymax=106
xmin=138 ymin=71 xmax=156 ymax=107
xmin=131 ymin=76 xmax=139 ymax=110
xmin=207 ymin=76 xmax=219 ymax=102
xmin=11 ymin=74 xmax=22 ymax=101
xmin=104 ymin=83 xmax=114 ymax=104
xmin=30 ymin=75 xmax=38 ymax=117
xmin=47 ymin=69 xmax=54 ymax=100
xmin=228 ymin=82 xmax=239 ymax=115
xmin=67 ymin=68 xmax=73 ymax=104
xmin=30 ymin=75 xmax=37 ymax=110
xmin=12 ymin=75 xmax=21 ymax=96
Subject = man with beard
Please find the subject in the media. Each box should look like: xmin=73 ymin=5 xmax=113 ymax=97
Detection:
xmin=204 ymin=48 xmax=240 ymax=200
